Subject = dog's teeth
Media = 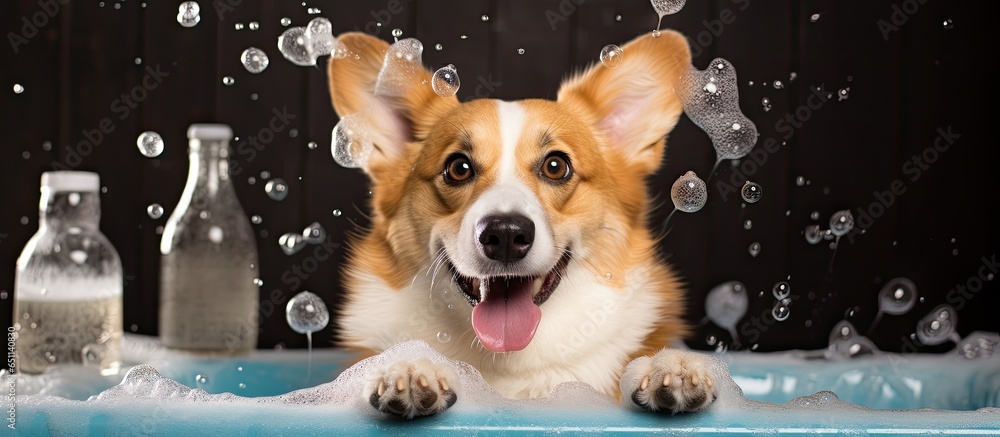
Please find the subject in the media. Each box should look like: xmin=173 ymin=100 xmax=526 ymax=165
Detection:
xmin=479 ymin=278 xmax=489 ymax=301
xmin=532 ymin=277 xmax=544 ymax=294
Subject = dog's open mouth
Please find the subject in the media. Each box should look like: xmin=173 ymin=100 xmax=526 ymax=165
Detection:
xmin=449 ymin=251 xmax=571 ymax=353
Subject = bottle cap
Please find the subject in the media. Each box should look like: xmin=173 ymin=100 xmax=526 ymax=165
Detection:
xmin=41 ymin=171 xmax=100 ymax=192
xmin=187 ymin=124 xmax=233 ymax=140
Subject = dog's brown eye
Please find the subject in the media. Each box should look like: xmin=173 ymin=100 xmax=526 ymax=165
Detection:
xmin=541 ymin=153 xmax=571 ymax=181
xmin=444 ymin=154 xmax=475 ymax=184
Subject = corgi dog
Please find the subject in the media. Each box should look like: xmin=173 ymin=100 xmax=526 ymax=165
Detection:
xmin=327 ymin=30 xmax=717 ymax=418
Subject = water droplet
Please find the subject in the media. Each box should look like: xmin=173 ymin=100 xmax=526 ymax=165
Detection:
xmin=69 ymin=250 xmax=88 ymax=264
xmin=706 ymin=335 xmax=717 ymax=346
xmin=743 ymin=219 xmax=752 ymax=230
xmin=234 ymin=23 xmax=244 ymax=30
xmin=0 ymin=292 xmax=7 ymax=300
xmin=773 ymin=80 xmax=784 ymax=89
xmin=251 ymin=215 xmax=262 ymax=224
xmin=942 ymin=19 xmax=954 ymax=30
xmin=177 ymin=1 xmax=200 ymax=27
xmin=670 ymin=171 xmax=707 ymax=213
xmin=208 ymin=226 xmax=224 ymax=243
xmin=391 ymin=28 xmax=403 ymax=38
xmin=248 ymin=21 xmax=259 ymax=30
xmin=247 ymin=176 xmax=257 ymax=185
xmin=302 ymin=222 xmax=327 ymax=244
xmin=332 ymin=209 xmax=342 ymax=217
xmin=480 ymin=14 xmax=489 ymax=21
xmin=599 ymin=44 xmax=624 ymax=68
xmin=264 ymin=178 xmax=289 ymax=201
xmin=810 ymin=211 xmax=820 ymax=221
xmin=136 ymin=131 xmax=164 ymax=157
xmin=650 ymin=0 xmax=686 ymax=16
xmin=431 ymin=64 xmax=461 ymax=96
xmin=615 ymin=14 xmax=623 ymax=21
xmin=289 ymin=128 xmax=298 ymax=138
xmin=240 ymin=47 xmax=269 ymax=74
xmin=651 ymin=29 xmax=661 ymax=38
xmin=146 ymin=203 xmax=163 ymax=219
xmin=286 ymin=291 xmax=330 ymax=334
xmin=460 ymin=34 xmax=468 ymax=40
xmin=278 ymin=233 xmax=306 ymax=255
xmin=280 ymin=17 xmax=291 ymax=26
xmin=810 ymin=13 xmax=821 ymax=22
xmin=196 ymin=374 xmax=209 ymax=384
xmin=436 ymin=331 xmax=451 ymax=343
xmin=796 ymin=176 xmax=806 ymax=186
xmin=604 ymin=272 xmax=613 ymax=280
xmin=772 ymin=282 xmax=791 ymax=300
xmin=252 ymin=278 xmax=263 ymax=287
xmin=804 ymin=224 xmax=823 ymax=245
xmin=434 ymin=43 xmax=443 ymax=51
xmin=741 ymin=181 xmax=762 ymax=203
xmin=761 ymin=97 xmax=771 ymax=111
xmin=771 ymin=302 xmax=790 ymax=321
xmin=13 ymin=83 xmax=25 ymax=94
xmin=307 ymin=7 xmax=321 ymax=14
xmin=829 ymin=210 xmax=854 ymax=236
xmin=238 ymin=382 xmax=247 ymax=389
xmin=748 ymin=242 xmax=761 ymax=257
xmin=517 ymin=48 xmax=525 ymax=55
xmin=222 ymin=76 xmax=235 ymax=86
xmin=878 ymin=277 xmax=917 ymax=315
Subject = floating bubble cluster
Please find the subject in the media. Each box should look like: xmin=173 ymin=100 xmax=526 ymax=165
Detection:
xmin=599 ymin=44 xmax=623 ymax=68
xmin=375 ymin=38 xmax=425 ymax=97
xmin=278 ymin=233 xmax=305 ymax=256
xmin=176 ymin=1 xmax=200 ymax=27
xmin=136 ymin=131 xmax=164 ymax=158
xmin=916 ymin=304 xmax=960 ymax=346
xmin=741 ymin=181 xmax=762 ymax=203
xmin=277 ymin=18 xmax=338 ymax=67
xmin=286 ymin=291 xmax=330 ymax=335
xmin=679 ymin=59 xmax=759 ymax=161
xmin=705 ymin=280 xmax=748 ymax=345
xmin=670 ymin=171 xmax=707 ymax=213
xmin=331 ymin=113 xmax=374 ymax=169
xmin=240 ymin=47 xmax=269 ymax=74
xmin=264 ymin=178 xmax=288 ymax=201
xmin=301 ymin=222 xmax=326 ymax=244
xmin=431 ymin=64 xmax=461 ymax=96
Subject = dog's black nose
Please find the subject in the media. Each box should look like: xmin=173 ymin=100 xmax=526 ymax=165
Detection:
xmin=477 ymin=214 xmax=535 ymax=263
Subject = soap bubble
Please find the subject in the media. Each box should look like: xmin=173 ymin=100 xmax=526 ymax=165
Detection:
xmin=136 ymin=131 xmax=164 ymax=157
xmin=277 ymin=27 xmax=314 ymax=66
xmin=942 ymin=19 xmax=954 ymax=30
xmin=599 ymin=44 xmax=623 ymax=68
xmin=741 ymin=181 xmax=762 ymax=203
xmin=761 ymin=97 xmax=771 ymax=111
xmin=375 ymin=38 xmax=424 ymax=97
xmin=436 ymin=331 xmax=451 ymax=344
xmin=264 ymin=178 xmax=289 ymax=201
xmin=650 ymin=0 xmax=686 ymax=16
xmin=302 ymin=221 xmax=326 ymax=244
xmin=771 ymin=301 xmax=790 ymax=321
xmin=829 ymin=210 xmax=854 ymax=237
xmin=772 ymin=281 xmax=790 ymax=300
xmin=286 ymin=291 xmax=330 ymax=334
xmin=804 ymin=224 xmax=823 ymax=245
xmin=177 ymin=1 xmax=200 ymax=27
xmin=278 ymin=233 xmax=306 ymax=256
xmin=331 ymin=113 xmax=375 ymax=169
xmin=916 ymin=304 xmax=958 ymax=346
xmin=240 ymin=47 xmax=269 ymax=74
xmin=678 ymin=59 xmax=758 ymax=161
xmin=772 ymin=80 xmax=784 ymax=89
xmin=195 ymin=374 xmax=209 ymax=385
xmin=877 ymin=277 xmax=917 ymax=315
xmin=743 ymin=219 xmax=752 ymax=230
xmin=838 ymin=87 xmax=850 ymax=101
xmin=705 ymin=281 xmax=748 ymax=344
xmin=670 ymin=171 xmax=707 ymax=213
xmin=306 ymin=17 xmax=335 ymax=57
xmin=748 ymin=242 xmax=761 ymax=257
xmin=222 ymin=76 xmax=235 ymax=86
xmin=280 ymin=17 xmax=291 ymax=26
xmin=146 ymin=203 xmax=163 ymax=219
xmin=431 ymin=64 xmax=460 ymax=96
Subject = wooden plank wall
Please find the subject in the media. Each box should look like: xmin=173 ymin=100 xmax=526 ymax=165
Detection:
xmin=1 ymin=0 xmax=997 ymax=352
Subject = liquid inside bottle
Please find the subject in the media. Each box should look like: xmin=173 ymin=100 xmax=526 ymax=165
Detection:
xmin=159 ymin=124 xmax=260 ymax=352
xmin=14 ymin=171 xmax=123 ymax=375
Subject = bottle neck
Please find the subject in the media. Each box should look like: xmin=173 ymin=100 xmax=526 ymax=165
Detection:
xmin=39 ymin=189 xmax=101 ymax=230
xmin=186 ymin=139 xmax=234 ymax=206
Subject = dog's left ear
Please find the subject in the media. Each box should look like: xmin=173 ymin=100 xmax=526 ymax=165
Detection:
xmin=557 ymin=31 xmax=691 ymax=175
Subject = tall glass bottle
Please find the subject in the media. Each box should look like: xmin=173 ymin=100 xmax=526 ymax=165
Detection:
xmin=159 ymin=124 xmax=260 ymax=352
xmin=14 ymin=171 xmax=123 ymax=375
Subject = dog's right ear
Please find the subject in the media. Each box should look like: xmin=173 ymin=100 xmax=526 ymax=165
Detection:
xmin=327 ymin=33 xmax=458 ymax=179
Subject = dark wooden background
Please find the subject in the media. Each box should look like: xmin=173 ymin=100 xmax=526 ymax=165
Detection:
xmin=1 ymin=0 xmax=997 ymax=353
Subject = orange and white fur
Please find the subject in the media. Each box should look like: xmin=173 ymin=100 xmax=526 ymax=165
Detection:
xmin=328 ymin=30 xmax=716 ymax=418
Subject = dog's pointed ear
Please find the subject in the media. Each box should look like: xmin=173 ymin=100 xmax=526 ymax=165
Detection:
xmin=327 ymin=33 xmax=458 ymax=178
xmin=557 ymin=31 xmax=691 ymax=175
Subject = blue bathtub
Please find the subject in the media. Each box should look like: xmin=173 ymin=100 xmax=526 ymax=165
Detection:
xmin=8 ymin=335 xmax=1000 ymax=436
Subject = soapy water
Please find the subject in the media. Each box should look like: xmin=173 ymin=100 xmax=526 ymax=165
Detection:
xmin=12 ymin=338 xmax=1000 ymax=435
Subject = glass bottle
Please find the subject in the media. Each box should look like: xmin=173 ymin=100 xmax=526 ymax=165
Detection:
xmin=159 ymin=124 xmax=260 ymax=352
xmin=14 ymin=171 xmax=123 ymax=375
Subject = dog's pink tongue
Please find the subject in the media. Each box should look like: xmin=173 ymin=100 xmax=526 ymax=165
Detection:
xmin=471 ymin=277 xmax=541 ymax=352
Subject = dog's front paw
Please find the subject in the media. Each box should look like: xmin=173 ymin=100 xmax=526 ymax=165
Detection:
xmin=622 ymin=349 xmax=717 ymax=414
xmin=365 ymin=358 xmax=458 ymax=419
